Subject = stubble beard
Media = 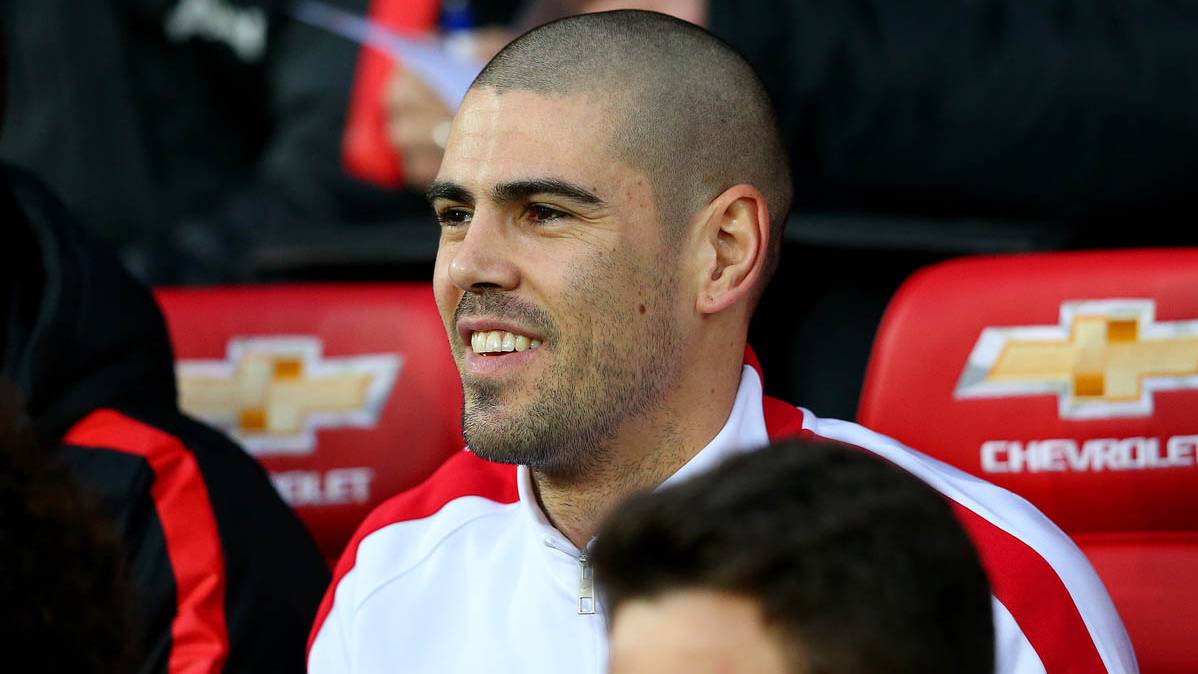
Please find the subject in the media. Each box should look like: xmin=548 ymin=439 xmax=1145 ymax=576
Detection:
xmin=460 ymin=254 xmax=682 ymax=480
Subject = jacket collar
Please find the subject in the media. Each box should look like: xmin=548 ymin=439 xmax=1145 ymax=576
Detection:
xmin=516 ymin=363 xmax=769 ymax=552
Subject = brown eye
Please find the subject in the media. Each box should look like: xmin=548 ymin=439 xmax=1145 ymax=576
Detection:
xmin=528 ymin=204 xmax=566 ymax=224
xmin=436 ymin=208 xmax=472 ymax=227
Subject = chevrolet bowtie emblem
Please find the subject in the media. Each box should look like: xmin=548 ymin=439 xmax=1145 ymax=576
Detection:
xmin=955 ymin=299 xmax=1198 ymax=419
xmin=176 ymin=336 xmax=402 ymax=456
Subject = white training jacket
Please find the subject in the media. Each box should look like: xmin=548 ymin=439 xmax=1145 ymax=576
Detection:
xmin=308 ymin=360 xmax=1138 ymax=674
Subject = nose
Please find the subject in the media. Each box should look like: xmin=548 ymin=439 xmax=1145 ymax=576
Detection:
xmin=447 ymin=210 xmax=520 ymax=293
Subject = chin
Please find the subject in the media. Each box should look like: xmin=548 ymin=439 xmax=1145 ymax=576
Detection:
xmin=462 ymin=407 xmax=564 ymax=470
xmin=462 ymin=400 xmax=518 ymax=453
xmin=462 ymin=426 xmax=536 ymax=466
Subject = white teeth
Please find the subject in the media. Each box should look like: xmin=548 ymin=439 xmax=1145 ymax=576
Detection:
xmin=470 ymin=330 xmax=541 ymax=354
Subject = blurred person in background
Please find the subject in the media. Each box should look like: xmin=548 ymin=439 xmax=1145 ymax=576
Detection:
xmin=0 ymin=0 xmax=520 ymax=283
xmin=593 ymin=439 xmax=994 ymax=674
xmin=1 ymin=164 xmax=331 ymax=674
xmin=308 ymin=11 xmax=1134 ymax=674
xmin=0 ymin=379 xmax=141 ymax=674
xmin=3 ymin=0 xmax=330 ymax=282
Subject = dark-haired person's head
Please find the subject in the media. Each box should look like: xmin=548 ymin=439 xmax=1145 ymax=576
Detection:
xmin=592 ymin=439 xmax=994 ymax=674
xmin=0 ymin=379 xmax=140 ymax=672
xmin=431 ymin=10 xmax=792 ymax=479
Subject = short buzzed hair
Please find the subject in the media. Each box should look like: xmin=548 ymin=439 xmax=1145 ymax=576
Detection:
xmin=593 ymin=439 xmax=994 ymax=674
xmin=472 ymin=10 xmax=793 ymax=283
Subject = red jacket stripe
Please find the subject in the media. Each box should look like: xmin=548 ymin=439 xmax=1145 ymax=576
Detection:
xmin=307 ymin=450 xmax=518 ymax=657
xmin=951 ymin=503 xmax=1108 ymax=673
xmin=762 ymin=396 xmax=808 ymax=438
xmin=64 ymin=409 xmax=229 ymax=674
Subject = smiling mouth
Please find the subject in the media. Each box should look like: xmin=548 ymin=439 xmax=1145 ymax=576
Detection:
xmin=469 ymin=330 xmax=543 ymax=355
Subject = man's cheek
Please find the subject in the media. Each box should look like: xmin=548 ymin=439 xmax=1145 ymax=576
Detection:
xmin=431 ymin=279 xmax=453 ymax=312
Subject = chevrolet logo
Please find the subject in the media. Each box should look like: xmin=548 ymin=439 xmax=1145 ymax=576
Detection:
xmin=177 ymin=336 xmax=402 ymax=456
xmin=955 ymin=300 xmax=1198 ymax=419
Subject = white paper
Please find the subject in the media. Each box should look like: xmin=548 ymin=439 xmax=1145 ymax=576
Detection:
xmin=290 ymin=0 xmax=482 ymax=110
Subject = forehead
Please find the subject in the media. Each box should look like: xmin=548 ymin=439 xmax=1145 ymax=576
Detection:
xmin=438 ymin=88 xmax=631 ymax=195
xmin=609 ymin=590 xmax=794 ymax=674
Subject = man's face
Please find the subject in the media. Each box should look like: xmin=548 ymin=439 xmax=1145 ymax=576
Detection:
xmin=608 ymin=590 xmax=796 ymax=674
xmin=431 ymin=88 xmax=686 ymax=476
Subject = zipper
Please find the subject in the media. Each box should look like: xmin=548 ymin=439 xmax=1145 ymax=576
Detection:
xmin=577 ymin=552 xmax=596 ymax=615
xmin=544 ymin=536 xmax=599 ymax=615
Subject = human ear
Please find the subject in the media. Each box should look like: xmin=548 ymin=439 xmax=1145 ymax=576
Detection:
xmin=694 ymin=185 xmax=770 ymax=316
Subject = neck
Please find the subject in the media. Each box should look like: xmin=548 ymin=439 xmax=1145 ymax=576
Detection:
xmin=531 ymin=342 xmax=746 ymax=549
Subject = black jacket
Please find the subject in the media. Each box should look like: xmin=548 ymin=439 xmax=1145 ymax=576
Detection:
xmin=0 ymin=0 xmax=432 ymax=282
xmin=1 ymin=165 xmax=330 ymax=673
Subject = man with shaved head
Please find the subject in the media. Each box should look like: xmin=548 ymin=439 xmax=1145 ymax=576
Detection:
xmin=308 ymin=11 xmax=1135 ymax=674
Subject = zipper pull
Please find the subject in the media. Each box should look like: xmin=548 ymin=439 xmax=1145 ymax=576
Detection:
xmin=577 ymin=553 xmax=596 ymax=615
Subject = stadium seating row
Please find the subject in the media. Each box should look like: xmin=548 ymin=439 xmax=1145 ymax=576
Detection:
xmin=156 ymin=249 xmax=1198 ymax=673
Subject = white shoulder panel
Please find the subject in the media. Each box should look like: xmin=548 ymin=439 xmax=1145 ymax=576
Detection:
xmin=308 ymin=496 xmax=520 ymax=673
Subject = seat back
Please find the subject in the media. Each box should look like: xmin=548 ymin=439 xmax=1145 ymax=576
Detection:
xmin=858 ymin=250 xmax=1198 ymax=674
xmin=155 ymin=284 xmax=463 ymax=563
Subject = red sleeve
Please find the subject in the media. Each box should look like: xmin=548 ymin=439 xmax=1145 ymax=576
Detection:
xmin=65 ymin=409 xmax=229 ymax=674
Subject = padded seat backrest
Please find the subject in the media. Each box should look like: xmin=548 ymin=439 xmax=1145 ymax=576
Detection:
xmin=858 ymin=250 xmax=1198 ymax=674
xmin=156 ymin=284 xmax=463 ymax=563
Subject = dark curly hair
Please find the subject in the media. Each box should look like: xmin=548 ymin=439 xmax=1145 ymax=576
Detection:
xmin=593 ymin=438 xmax=994 ymax=674
xmin=0 ymin=379 xmax=140 ymax=672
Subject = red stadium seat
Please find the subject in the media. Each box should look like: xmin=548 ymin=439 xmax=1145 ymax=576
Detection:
xmin=155 ymin=284 xmax=464 ymax=564
xmin=858 ymin=249 xmax=1198 ymax=674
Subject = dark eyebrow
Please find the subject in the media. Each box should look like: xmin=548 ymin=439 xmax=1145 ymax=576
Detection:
xmin=426 ymin=181 xmax=474 ymax=206
xmin=492 ymin=179 xmax=605 ymax=207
